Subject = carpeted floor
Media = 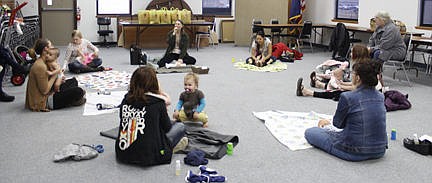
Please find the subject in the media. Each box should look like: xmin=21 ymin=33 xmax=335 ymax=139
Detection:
xmin=1 ymin=44 xmax=431 ymax=183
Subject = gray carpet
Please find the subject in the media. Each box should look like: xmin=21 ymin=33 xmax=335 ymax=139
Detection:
xmin=1 ymin=44 xmax=432 ymax=183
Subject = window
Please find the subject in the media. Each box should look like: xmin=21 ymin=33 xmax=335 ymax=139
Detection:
xmin=335 ymin=0 xmax=359 ymax=21
xmin=202 ymin=0 xmax=232 ymax=16
xmin=420 ymin=0 xmax=432 ymax=26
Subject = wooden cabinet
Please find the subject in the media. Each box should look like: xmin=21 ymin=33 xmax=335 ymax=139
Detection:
xmin=221 ymin=20 xmax=234 ymax=43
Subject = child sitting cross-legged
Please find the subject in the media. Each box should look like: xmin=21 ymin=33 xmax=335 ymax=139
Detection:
xmin=173 ymin=72 xmax=209 ymax=127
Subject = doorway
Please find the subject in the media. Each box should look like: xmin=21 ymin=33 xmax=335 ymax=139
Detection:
xmin=39 ymin=0 xmax=77 ymax=46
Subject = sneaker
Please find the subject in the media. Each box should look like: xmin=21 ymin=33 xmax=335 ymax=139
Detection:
xmin=185 ymin=170 xmax=207 ymax=183
xmin=403 ymin=138 xmax=431 ymax=155
xmin=199 ymin=165 xmax=218 ymax=175
xmin=173 ymin=137 xmax=188 ymax=153
xmin=0 ymin=92 xmax=15 ymax=102
xmin=185 ymin=170 xmax=226 ymax=183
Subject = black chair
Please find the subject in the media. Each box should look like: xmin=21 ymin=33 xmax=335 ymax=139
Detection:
xmin=97 ymin=17 xmax=114 ymax=47
xmin=288 ymin=21 xmax=313 ymax=52
xmin=270 ymin=19 xmax=282 ymax=43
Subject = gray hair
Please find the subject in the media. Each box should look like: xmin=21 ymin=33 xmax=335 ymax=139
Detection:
xmin=375 ymin=11 xmax=392 ymax=24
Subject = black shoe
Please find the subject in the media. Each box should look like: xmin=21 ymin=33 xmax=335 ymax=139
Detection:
xmin=0 ymin=92 xmax=15 ymax=102
xmin=403 ymin=138 xmax=431 ymax=155
xmin=310 ymin=71 xmax=316 ymax=87
xmin=296 ymin=78 xmax=303 ymax=96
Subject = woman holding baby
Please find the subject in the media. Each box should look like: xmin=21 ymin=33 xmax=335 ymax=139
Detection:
xmin=25 ymin=38 xmax=86 ymax=111
xmin=64 ymin=30 xmax=109 ymax=73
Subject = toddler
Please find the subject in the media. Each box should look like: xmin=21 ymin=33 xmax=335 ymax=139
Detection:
xmin=45 ymin=48 xmax=63 ymax=92
xmin=173 ymin=72 xmax=208 ymax=127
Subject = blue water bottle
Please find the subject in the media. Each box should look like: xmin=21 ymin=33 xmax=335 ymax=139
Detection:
xmin=391 ymin=129 xmax=397 ymax=140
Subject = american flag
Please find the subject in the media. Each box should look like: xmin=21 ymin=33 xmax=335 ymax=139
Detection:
xmin=289 ymin=0 xmax=306 ymax=24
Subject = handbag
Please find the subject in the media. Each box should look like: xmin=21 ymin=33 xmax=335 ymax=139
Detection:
xmin=149 ymin=9 xmax=160 ymax=24
xmin=159 ymin=7 xmax=171 ymax=24
xmin=138 ymin=10 xmax=149 ymax=24
xmin=178 ymin=9 xmax=191 ymax=24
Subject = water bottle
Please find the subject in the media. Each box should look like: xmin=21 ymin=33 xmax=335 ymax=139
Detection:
xmin=226 ymin=142 xmax=233 ymax=155
xmin=175 ymin=160 xmax=181 ymax=176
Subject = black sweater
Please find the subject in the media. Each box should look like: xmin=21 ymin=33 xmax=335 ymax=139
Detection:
xmin=115 ymin=94 xmax=173 ymax=166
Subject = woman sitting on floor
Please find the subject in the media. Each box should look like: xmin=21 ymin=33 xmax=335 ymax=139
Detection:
xmin=26 ymin=39 xmax=86 ymax=112
xmin=304 ymin=61 xmax=387 ymax=161
xmin=64 ymin=30 xmax=109 ymax=73
xmin=296 ymin=44 xmax=375 ymax=101
xmin=246 ymin=31 xmax=276 ymax=67
xmin=157 ymin=20 xmax=196 ymax=68
xmin=115 ymin=67 xmax=187 ymax=166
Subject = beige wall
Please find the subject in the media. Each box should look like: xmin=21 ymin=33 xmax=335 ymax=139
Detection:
xmin=234 ymin=0 xmax=288 ymax=46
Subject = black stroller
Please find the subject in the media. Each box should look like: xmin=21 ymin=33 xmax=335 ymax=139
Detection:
xmin=11 ymin=45 xmax=33 ymax=85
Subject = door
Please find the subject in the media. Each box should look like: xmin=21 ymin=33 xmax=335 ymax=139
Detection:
xmin=39 ymin=0 xmax=76 ymax=46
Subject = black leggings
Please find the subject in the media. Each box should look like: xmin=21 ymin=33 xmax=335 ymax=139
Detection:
xmin=53 ymin=78 xmax=85 ymax=109
xmin=157 ymin=53 xmax=196 ymax=67
xmin=313 ymin=90 xmax=345 ymax=101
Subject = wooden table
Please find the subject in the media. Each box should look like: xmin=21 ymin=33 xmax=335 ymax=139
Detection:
xmin=410 ymin=36 xmax=432 ymax=74
xmin=119 ymin=21 xmax=214 ymax=48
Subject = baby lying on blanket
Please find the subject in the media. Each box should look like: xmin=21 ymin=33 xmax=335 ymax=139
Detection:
xmin=326 ymin=68 xmax=344 ymax=91
xmin=315 ymin=60 xmax=349 ymax=81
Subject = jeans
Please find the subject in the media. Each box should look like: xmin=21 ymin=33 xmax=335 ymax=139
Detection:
xmin=305 ymin=127 xmax=385 ymax=161
xmin=158 ymin=53 xmax=196 ymax=67
xmin=68 ymin=58 xmax=102 ymax=73
xmin=166 ymin=122 xmax=186 ymax=148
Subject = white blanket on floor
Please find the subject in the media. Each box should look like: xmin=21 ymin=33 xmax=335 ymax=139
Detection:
xmin=83 ymin=91 xmax=127 ymax=116
xmin=253 ymin=110 xmax=342 ymax=151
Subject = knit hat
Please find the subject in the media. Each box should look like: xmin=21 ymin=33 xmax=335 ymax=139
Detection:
xmin=184 ymin=149 xmax=208 ymax=166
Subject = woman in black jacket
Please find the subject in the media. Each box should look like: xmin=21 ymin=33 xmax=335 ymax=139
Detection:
xmin=157 ymin=20 xmax=196 ymax=68
xmin=115 ymin=67 xmax=185 ymax=166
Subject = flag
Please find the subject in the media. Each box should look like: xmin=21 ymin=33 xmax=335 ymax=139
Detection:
xmin=289 ymin=0 xmax=306 ymax=24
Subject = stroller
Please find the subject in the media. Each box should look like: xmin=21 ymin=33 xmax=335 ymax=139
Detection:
xmin=11 ymin=45 xmax=33 ymax=85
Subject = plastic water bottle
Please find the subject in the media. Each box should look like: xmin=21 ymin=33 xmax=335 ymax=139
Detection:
xmin=390 ymin=129 xmax=397 ymax=140
xmin=175 ymin=160 xmax=181 ymax=176
xmin=226 ymin=142 xmax=233 ymax=155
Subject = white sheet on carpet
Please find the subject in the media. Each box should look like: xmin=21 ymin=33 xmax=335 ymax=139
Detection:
xmin=83 ymin=91 xmax=127 ymax=116
xmin=253 ymin=110 xmax=342 ymax=151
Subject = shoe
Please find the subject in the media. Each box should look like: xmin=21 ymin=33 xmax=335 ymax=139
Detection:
xmin=296 ymin=78 xmax=303 ymax=96
xmin=173 ymin=137 xmax=188 ymax=153
xmin=199 ymin=165 xmax=218 ymax=175
xmin=185 ymin=170 xmax=208 ymax=183
xmin=310 ymin=71 xmax=316 ymax=87
xmin=72 ymin=97 xmax=86 ymax=106
xmin=0 ymin=92 xmax=15 ymax=102
xmin=185 ymin=170 xmax=226 ymax=183
xmin=403 ymin=138 xmax=431 ymax=155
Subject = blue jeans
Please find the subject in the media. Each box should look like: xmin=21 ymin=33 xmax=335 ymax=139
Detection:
xmin=305 ymin=127 xmax=385 ymax=161
xmin=68 ymin=58 xmax=102 ymax=73
xmin=166 ymin=122 xmax=185 ymax=148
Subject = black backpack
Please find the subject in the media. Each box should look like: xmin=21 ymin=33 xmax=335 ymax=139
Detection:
xmin=130 ymin=45 xmax=147 ymax=65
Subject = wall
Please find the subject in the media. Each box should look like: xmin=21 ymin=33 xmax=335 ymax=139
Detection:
xmin=234 ymin=0 xmax=288 ymax=46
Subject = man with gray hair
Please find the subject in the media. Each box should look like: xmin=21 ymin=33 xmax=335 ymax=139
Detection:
xmin=368 ymin=11 xmax=406 ymax=62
